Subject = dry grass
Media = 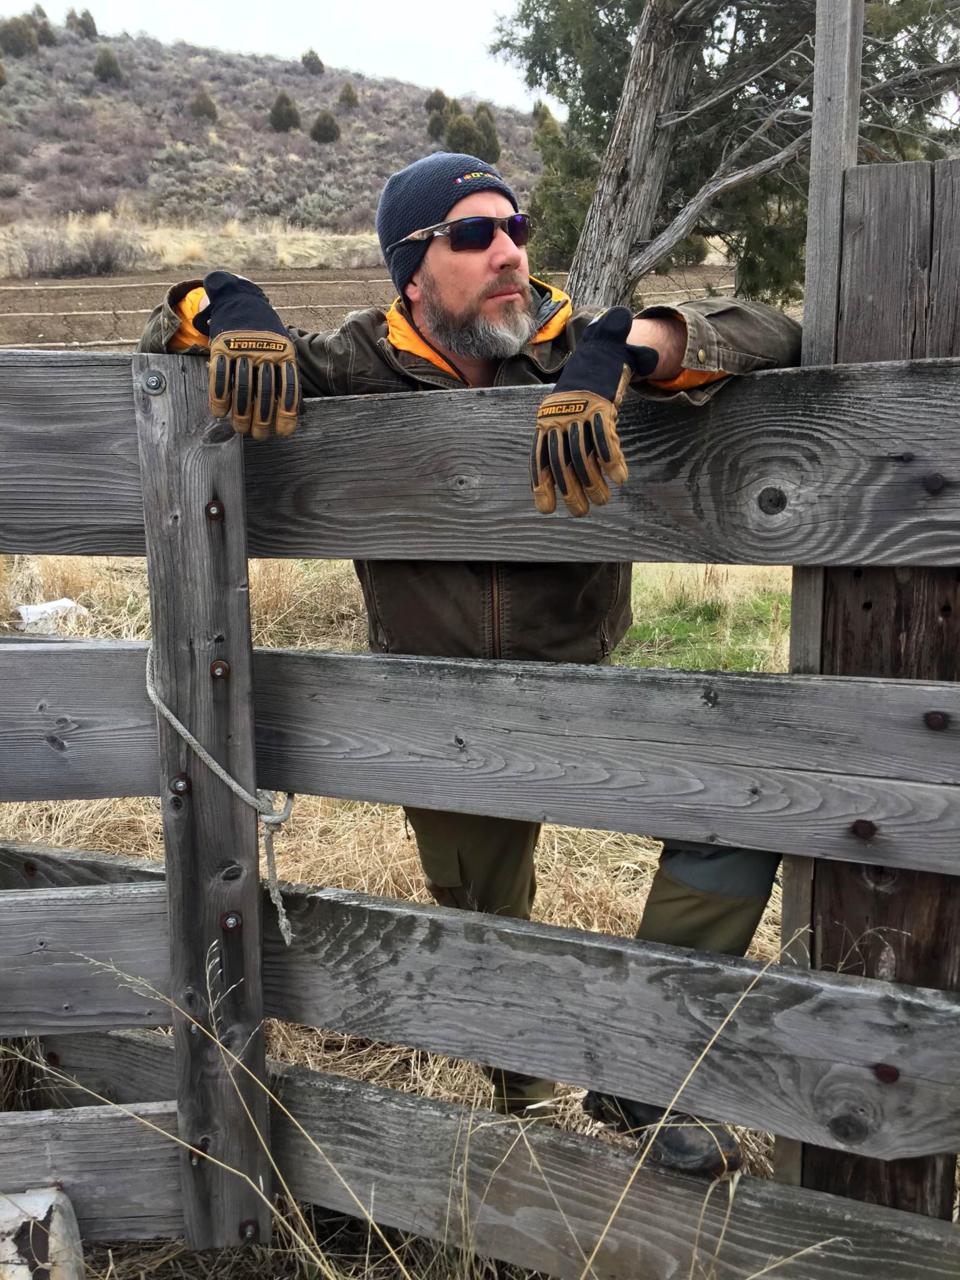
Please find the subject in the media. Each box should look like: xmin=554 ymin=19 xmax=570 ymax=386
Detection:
xmin=0 ymin=210 xmax=382 ymax=279
xmin=1 ymin=553 xmax=790 ymax=1278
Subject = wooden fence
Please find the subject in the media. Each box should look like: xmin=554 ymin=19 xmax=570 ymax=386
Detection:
xmin=3 ymin=10 xmax=960 ymax=1276
xmin=3 ymin=332 xmax=960 ymax=1274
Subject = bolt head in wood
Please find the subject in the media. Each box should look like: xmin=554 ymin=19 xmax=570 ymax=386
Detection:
xmin=169 ymin=773 xmax=191 ymax=795
xmin=142 ymin=370 xmax=166 ymax=395
xmin=924 ymin=710 xmax=950 ymax=731
xmin=873 ymin=1063 xmax=900 ymax=1084
xmin=757 ymin=486 xmax=787 ymax=515
xmin=205 ymin=500 xmax=225 ymax=521
xmin=221 ymin=911 xmax=242 ymax=931
xmin=210 ymin=658 xmax=231 ymax=680
xmin=851 ymin=819 xmax=877 ymax=841
xmin=240 ymin=1220 xmax=259 ymax=1243
xmin=922 ymin=472 xmax=946 ymax=495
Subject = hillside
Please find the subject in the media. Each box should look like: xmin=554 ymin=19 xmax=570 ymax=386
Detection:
xmin=0 ymin=15 xmax=541 ymax=235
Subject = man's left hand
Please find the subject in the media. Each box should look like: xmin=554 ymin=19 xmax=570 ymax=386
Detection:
xmin=530 ymin=307 xmax=658 ymax=517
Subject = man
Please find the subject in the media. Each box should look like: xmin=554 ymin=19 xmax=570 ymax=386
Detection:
xmin=139 ymin=151 xmax=801 ymax=1175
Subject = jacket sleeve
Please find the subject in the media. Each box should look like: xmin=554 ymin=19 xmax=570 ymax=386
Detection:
xmin=135 ymin=280 xmax=379 ymax=398
xmin=637 ymin=296 xmax=802 ymax=406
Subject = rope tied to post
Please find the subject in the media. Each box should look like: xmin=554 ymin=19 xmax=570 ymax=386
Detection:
xmin=145 ymin=646 xmax=295 ymax=946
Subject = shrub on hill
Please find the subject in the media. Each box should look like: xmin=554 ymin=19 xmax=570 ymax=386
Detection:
xmin=269 ymin=90 xmax=300 ymax=132
xmin=93 ymin=46 xmax=123 ymax=84
xmin=66 ymin=7 xmax=97 ymax=38
xmin=473 ymin=104 xmax=500 ymax=163
xmin=423 ymin=87 xmax=446 ymax=114
xmin=310 ymin=109 xmax=340 ymax=144
xmin=444 ymin=113 xmax=484 ymax=157
xmin=338 ymin=82 xmax=358 ymax=110
xmin=189 ymin=87 xmax=217 ymax=123
xmin=0 ymin=62 xmax=5 ymax=88
xmin=301 ymin=48 xmax=323 ymax=75
xmin=0 ymin=17 xmax=38 ymax=57
xmin=427 ymin=109 xmax=445 ymax=141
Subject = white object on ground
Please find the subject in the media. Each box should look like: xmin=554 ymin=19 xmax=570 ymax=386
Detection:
xmin=0 ymin=1186 xmax=85 ymax=1279
xmin=14 ymin=598 xmax=89 ymax=634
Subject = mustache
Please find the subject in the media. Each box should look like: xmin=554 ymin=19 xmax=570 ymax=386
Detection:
xmin=481 ymin=274 xmax=531 ymax=302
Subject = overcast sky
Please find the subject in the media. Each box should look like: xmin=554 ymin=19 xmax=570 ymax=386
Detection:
xmin=6 ymin=1 xmax=556 ymax=112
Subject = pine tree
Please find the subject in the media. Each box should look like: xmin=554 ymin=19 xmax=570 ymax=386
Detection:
xmin=338 ymin=82 xmax=358 ymax=110
xmin=473 ymin=104 xmax=500 ymax=163
xmin=310 ymin=109 xmax=340 ymax=144
xmin=189 ymin=87 xmax=218 ymax=123
xmin=424 ymin=87 xmax=446 ymax=114
xmin=269 ymin=91 xmax=300 ymax=132
xmin=301 ymin=48 xmax=324 ymax=75
xmin=93 ymin=45 xmax=122 ymax=83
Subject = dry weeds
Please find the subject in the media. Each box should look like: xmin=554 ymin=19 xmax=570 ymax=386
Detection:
xmin=1 ymin=554 xmax=790 ymax=1278
xmin=0 ymin=210 xmax=383 ymax=279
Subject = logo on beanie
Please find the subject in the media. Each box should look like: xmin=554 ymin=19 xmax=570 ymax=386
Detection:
xmin=455 ymin=171 xmax=498 ymax=185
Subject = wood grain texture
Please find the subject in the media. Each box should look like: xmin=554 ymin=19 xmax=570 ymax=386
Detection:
xmin=837 ymin=163 xmax=932 ymax=363
xmin=36 ymin=1031 xmax=960 ymax=1279
xmin=929 ymin=159 xmax=960 ymax=356
xmin=4 ymin=353 xmax=960 ymax=564
xmin=0 ymin=1102 xmax=182 ymax=1240
xmin=802 ymin=0 xmax=864 ymax=366
xmin=135 ymin=353 xmax=270 ymax=1247
xmin=6 ymin=869 xmax=960 ymax=1160
xmin=4 ymin=642 xmax=960 ymax=871
xmin=0 ymin=883 xmax=168 ymax=1034
xmin=799 ymin=157 xmax=960 ymax=1216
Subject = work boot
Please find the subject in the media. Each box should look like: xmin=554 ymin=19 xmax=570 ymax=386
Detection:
xmin=582 ymin=1091 xmax=741 ymax=1177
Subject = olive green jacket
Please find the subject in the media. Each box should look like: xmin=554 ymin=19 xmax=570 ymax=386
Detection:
xmin=138 ymin=281 xmax=801 ymax=662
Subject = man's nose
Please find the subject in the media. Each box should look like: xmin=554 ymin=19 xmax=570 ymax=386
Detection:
xmin=491 ymin=227 xmax=522 ymax=268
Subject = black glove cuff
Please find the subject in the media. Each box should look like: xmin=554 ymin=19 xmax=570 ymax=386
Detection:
xmin=200 ymin=271 xmax=288 ymax=342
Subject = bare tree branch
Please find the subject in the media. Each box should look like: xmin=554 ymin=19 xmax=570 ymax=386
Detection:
xmin=627 ymin=130 xmax=810 ymax=283
xmin=660 ymin=34 xmax=814 ymax=126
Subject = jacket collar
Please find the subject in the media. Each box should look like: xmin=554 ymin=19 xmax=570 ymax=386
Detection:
xmin=385 ymin=276 xmax=572 ymax=379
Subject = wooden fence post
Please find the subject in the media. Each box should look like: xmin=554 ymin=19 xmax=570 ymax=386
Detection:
xmin=135 ymin=354 xmax=272 ymax=1247
xmin=779 ymin=0 xmax=960 ymax=1217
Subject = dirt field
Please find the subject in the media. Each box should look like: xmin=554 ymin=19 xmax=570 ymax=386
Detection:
xmin=0 ymin=265 xmax=736 ymax=350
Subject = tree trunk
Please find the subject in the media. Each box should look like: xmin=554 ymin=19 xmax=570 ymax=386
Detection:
xmin=567 ymin=1 xmax=721 ymax=308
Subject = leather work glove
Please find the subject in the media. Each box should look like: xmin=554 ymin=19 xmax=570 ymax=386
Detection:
xmin=195 ymin=270 xmax=301 ymax=440
xmin=530 ymin=306 xmax=659 ymax=517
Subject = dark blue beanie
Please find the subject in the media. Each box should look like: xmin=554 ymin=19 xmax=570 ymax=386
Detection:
xmin=377 ymin=152 xmax=519 ymax=298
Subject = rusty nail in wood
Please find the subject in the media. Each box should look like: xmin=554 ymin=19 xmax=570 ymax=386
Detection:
xmin=169 ymin=773 xmax=191 ymax=795
xmin=210 ymin=658 xmax=230 ymax=679
xmin=924 ymin=710 xmax=950 ymax=731
xmin=205 ymin=500 xmax=224 ymax=521
xmin=922 ymin=472 xmax=946 ymax=495
xmin=221 ymin=911 xmax=242 ymax=931
xmin=873 ymin=1063 xmax=900 ymax=1084
xmin=240 ymin=1220 xmax=259 ymax=1243
xmin=142 ymin=371 xmax=166 ymax=395
xmin=851 ymin=819 xmax=877 ymax=841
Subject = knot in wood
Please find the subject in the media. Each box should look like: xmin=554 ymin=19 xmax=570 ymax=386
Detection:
xmin=924 ymin=710 xmax=950 ymax=731
xmin=850 ymin=818 xmax=877 ymax=841
xmin=757 ymin=485 xmax=788 ymax=515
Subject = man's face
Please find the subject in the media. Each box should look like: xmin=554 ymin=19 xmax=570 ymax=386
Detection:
xmin=405 ymin=191 xmax=537 ymax=359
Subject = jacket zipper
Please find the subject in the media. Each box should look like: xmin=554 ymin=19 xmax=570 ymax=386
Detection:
xmin=491 ymin=565 xmax=502 ymax=658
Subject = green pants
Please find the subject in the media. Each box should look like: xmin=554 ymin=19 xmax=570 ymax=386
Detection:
xmin=405 ymin=807 xmax=781 ymax=1112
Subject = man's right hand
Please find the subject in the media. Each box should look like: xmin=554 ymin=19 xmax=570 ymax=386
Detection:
xmin=196 ymin=271 xmax=301 ymax=440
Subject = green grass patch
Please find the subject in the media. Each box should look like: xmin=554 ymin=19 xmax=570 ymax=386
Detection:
xmin=615 ymin=584 xmax=791 ymax=673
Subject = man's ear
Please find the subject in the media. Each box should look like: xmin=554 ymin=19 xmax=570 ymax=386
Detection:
xmin=405 ymin=271 xmax=422 ymax=307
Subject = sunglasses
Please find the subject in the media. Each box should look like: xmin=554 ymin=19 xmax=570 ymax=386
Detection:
xmin=388 ymin=213 xmax=532 ymax=254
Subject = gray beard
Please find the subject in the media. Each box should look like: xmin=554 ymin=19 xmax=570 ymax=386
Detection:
xmin=420 ymin=284 xmax=538 ymax=360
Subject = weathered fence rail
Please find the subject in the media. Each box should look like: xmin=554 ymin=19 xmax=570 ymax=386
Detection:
xmin=4 ymin=352 xmax=960 ymax=563
xmin=3 ymin=641 xmax=959 ymax=868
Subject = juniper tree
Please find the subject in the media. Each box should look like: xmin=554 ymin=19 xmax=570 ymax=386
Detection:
xmin=310 ymin=109 xmax=340 ymax=143
xmin=495 ymin=0 xmax=960 ymax=302
xmin=269 ymin=91 xmax=300 ymax=132
xmin=301 ymin=48 xmax=324 ymax=75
